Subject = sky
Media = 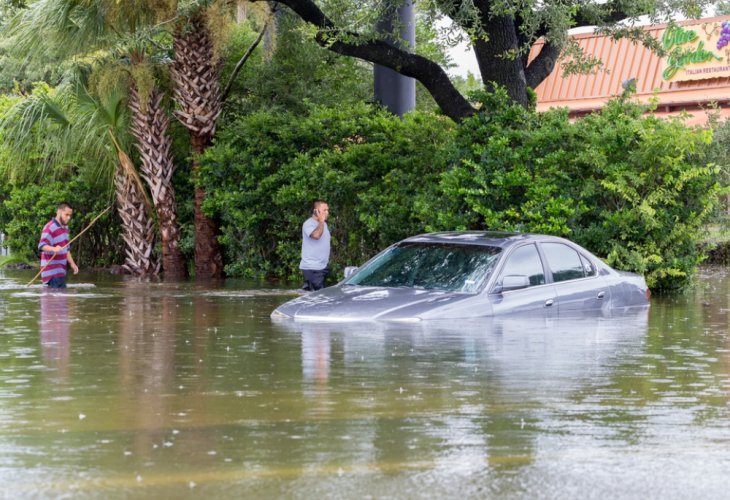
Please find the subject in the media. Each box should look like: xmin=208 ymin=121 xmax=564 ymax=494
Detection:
xmin=447 ymin=39 xmax=480 ymax=78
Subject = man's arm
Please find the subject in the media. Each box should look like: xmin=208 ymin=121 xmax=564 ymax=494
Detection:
xmin=309 ymin=220 xmax=325 ymax=240
xmin=40 ymin=244 xmax=64 ymax=253
xmin=66 ymin=251 xmax=79 ymax=274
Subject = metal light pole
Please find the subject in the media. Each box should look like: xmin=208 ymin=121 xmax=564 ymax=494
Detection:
xmin=374 ymin=0 xmax=416 ymax=117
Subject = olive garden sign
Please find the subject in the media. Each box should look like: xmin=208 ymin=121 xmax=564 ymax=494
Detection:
xmin=662 ymin=20 xmax=730 ymax=81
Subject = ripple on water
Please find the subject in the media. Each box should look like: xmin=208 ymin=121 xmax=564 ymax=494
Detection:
xmin=1 ymin=269 xmax=730 ymax=497
xmin=0 ymin=282 xmax=96 ymax=290
xmin=11 ymin=291 xmax=111 ymax=299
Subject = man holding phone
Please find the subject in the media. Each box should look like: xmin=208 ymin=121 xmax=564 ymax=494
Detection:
xmin=300 ymin=200 xmax=330 ymax=291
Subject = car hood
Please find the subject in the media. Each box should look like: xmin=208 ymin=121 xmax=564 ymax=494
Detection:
xmin=272 ymin=285 xmax=486 ymax=322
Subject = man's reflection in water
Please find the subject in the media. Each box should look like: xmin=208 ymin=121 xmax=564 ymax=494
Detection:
xmin=39 ymin=289 xmax=71 ymax=380
xmin=301 ymin=324 xmax=332 ymax=413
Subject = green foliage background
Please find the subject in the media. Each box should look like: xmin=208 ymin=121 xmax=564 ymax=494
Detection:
xmin=0 ymin=6 xmax=726 ymax=290
xmin=437 ymin=91 xmax=723 ymax=290
xmin=200 ymin=102 xmax=454 ymax=281
xmin=200 ymin=89 xmax=723 ymax=290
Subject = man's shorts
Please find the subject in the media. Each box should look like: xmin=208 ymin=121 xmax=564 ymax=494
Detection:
xmin=302 ymin=268 xmax=329 ymax=291
xmin=46 ymin=276 xmax=67 ymax=289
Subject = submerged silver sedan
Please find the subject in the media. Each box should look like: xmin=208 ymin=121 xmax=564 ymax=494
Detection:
xmin=271 ymin=232 xmax=651 ymax=322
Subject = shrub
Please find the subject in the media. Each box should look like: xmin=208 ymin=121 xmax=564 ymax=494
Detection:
xmin=435 ymin=90 xmax=723 ymax=290
xmin=1 ymin=178 xmax=120 ymax=267
xmin=202 ymin=91 xmax=721 ymax=291
xmin=200 ymin=103 xmax=454 ymax=281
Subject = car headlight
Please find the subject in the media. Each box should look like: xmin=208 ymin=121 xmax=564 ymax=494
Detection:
xmin=270 ymin=309 xmax=292 ymax=320
xmin=388 ymin=317 xmax=422 ymax=323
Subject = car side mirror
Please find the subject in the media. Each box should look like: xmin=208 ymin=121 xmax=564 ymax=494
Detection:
xmin=499 ymin=275 xmax=530 ymax=292
xmin=344 ymin=266 xmax=359 ymax=280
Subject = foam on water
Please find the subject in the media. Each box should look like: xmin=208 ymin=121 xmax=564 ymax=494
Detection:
xmin=203 ymin=289 xmax=305 ymax=298
xmin=0 ymin=281 xmax=96 ymax=290
xmin=11 ymin=291 xmax=110 ymax=299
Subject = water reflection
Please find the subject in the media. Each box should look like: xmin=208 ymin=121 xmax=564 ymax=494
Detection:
xmin=118 ymin=282 xmax=177 ymax=460
xmin=6 ymin=266 xmax=730 ymax=498
xmin=302 ymin=325 xmax=331 ymax=385
xmin=39 ymin=290 xmax=71 ymax=380
xmin=275 ymin=308 xmax=651 ymax=475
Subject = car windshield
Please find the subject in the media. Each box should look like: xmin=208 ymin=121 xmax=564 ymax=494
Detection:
xmin=344 ymin=242 xmax=502 ymax=293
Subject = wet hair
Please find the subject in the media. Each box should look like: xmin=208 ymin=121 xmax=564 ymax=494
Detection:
xmin=57 ymin=202 xmax=72 ymax=211
xmin=312 ymin=199 xmax=327 ymax=210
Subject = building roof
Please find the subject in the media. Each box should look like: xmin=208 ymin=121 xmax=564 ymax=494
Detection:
xmin=532 ymin=15 xmax=730 ymax=124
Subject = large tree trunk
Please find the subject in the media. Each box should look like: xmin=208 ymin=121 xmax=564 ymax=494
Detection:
xmin=473 ymin=13 xmax=529 ymax=109
xmin=128 ymin=86 xmax=188 ymax=280
xmin=114 ymin=166 xmax=159 ymax=276
xmin=171 ymin=12 xmax=224 ymax=279
xmin=246 ymin=0 xmax=645 ymax=120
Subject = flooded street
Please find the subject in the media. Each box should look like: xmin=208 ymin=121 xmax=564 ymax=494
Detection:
xmin=1 ymin=268 xmax=730 ymax=498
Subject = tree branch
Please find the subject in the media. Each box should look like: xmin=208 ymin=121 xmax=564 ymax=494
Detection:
xmin=525 ymin=40 xmax=560 ymax=89
xmin=250 ymin=0 xmax=476 ymax=121
xmin=221 ymin=16 xmax=271 ymax=102
xmin=573 ymin=0 xmax=634 ymax=27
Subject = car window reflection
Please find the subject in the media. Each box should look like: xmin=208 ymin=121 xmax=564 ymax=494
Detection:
xmin=496 ymin=244 xmax=546 ymax=287
xmin=345 ymin=243 xmax=501 ymax=293
xmin=579 ymin=253 xmax=596 ymax=277
xmin=542 ymin=243 xmax=590 ymax=282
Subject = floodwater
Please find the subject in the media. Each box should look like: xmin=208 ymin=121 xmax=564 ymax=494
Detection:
xmin=1 ymin=268 xmax=730 ymax=499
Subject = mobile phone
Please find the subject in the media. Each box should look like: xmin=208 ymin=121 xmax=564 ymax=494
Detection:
xmin=313 ymin=208 xmax=320 ymax=216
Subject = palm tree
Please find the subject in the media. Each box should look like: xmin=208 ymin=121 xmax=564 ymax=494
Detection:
xmin=108 ymin=129 xmax=160 ymax=276
xmin=3 ymin=0 xmax=187 ymax=278
xmin=171 ymin=2 xmax=273 ymax=279
xmin=128 ymin=51 xmax=188 ymax=279
xmin=171 ymin=8 xmax=225 ymax=279
xmin=6 ymin=0 xmax=271 ymax=279
xmin=0 ymin=85 xmax=159 ymax=275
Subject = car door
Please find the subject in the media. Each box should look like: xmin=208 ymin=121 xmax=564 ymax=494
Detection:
xmin=489 ymin=243 xmax=557 ymax=317
xmin=539 ymin=242 xmax=609 ymax=315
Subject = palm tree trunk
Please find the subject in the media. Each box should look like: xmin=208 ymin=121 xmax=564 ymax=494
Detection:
xmin=114 ymin=167 xmax=159 ymax=276
xmin=128 ymin=86 xmax=188 ymax=280
xmin=191 ymin=135 xmax=224 ymax=279
xmin=171 ymin=12 xmax=224 ymax=279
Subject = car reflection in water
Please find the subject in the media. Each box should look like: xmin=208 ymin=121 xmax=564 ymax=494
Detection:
xmin=272 ymin=232 xmax=650 ymax=322
xmin=274 ymin=308 xmax=650 ymax=469
xmin=276 ymin=309 xmax=650 ymax=390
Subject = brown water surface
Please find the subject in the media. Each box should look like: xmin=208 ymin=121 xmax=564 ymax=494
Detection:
xmin=1 ymin=268 xmax=730 ymax=498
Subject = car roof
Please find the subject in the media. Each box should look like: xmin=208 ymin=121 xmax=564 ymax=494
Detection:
xmin=401 ymin=231 xmax=559 ymax=249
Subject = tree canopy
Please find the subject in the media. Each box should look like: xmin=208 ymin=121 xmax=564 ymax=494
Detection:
xmin=246 ymin=0 xmax=719 ymax=120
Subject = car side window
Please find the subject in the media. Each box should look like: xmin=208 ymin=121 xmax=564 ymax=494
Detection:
xmin=497 ymin=244 xmax=545 ymax=287
xmin=579 ymin=254 xmax=597 ymax=277
xmin=542 ymin=243 xmax=587 ymax=283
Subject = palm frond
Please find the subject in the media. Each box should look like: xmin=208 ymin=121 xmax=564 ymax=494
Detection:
xmin=108 ymin=129 xmax=153 ymax=213
xmin=3 ymin=0 xmax=169 ymax=64
xmin=36 ymin=93 xmax=71 ymax=127
xmin=0 ymin=87 xmax=74 ymax=181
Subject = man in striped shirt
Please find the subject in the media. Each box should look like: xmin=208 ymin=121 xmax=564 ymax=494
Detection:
xmin=38 ymin=202 xmax=79 ymax=288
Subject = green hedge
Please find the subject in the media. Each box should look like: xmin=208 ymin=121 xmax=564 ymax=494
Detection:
xmin=201 ymin=93 xmax=723 ymax=291
xmin=200 ymin=102 xmax=455 ymax=281
xmin=436 ymin=91 xmax=724 ymax=290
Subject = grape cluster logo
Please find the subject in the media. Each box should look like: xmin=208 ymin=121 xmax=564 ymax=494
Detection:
xmin=717 ymin=21 xmax=730 ymax=50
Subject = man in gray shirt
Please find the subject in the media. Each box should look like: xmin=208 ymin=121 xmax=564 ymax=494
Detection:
xmin=300 ymin=200 xmax=330 ymax=291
